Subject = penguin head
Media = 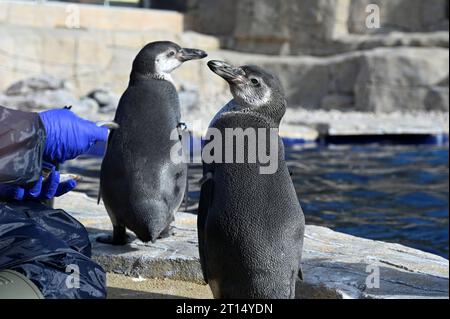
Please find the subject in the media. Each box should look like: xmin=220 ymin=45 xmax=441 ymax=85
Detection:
xmin=208 ymin=60 xmax=286 ymax=123
xmin=132 ymin=41 xmax=207 ymax=80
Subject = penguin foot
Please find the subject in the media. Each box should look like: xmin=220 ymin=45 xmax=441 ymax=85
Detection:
xmin=298 ymin=267 xmax=304 ymax=281
xmin=96 ymin=233 xmax=130 ymax=245
xmin=177 ymin=122 xmax=187 ymax=131
xmin=97 ymin=225 xmax=129 ymax=245
xmin=177 ymin=122 xmax=188 ymax=141
xmin=158 ymin=226 xmax=175 ymax=239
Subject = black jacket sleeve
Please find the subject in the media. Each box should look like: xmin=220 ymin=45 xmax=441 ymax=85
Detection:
xmin=0 ymin=106 xmax=46 ymax=185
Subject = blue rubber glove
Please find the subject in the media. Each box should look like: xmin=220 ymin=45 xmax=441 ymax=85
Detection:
xmin=0 ymin=164 xmax=77 ymax=201
xmin=39 ymin=108 xmax=108 ymax=164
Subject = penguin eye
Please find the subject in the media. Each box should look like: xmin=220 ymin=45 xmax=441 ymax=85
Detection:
xmin=168 ymin=51 xmax=176 ymax=57
xmin=250 ymin=78 xmax=260 ymax=86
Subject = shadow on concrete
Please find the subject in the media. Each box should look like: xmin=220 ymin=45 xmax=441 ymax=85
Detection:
xmin=296 ymin=260 xmax=449 ymax=299
xmin=86 ymin=227 xmax=141 ymax=254
xmin=107 ymin=287 xmax=186 ymax=299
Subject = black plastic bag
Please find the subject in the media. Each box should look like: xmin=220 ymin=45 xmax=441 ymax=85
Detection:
xmin=0 ymin=201 xmax=106 ymax=299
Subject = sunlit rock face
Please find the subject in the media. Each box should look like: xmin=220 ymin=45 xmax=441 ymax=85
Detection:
xmin=0 ymin=0 xmax=448 ymax=132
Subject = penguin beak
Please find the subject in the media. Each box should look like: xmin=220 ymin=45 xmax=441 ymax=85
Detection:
xmin=208 ymin=60 xmax=246 ymax=84
xmin=177 ymin=48 xmax=208 ymax=62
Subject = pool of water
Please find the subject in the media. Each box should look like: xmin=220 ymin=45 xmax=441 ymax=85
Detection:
xmin=66 ymin=143 xmax=449 ymax=259
xmin=184 ymin=143 xmax=449 ymax=259
xmin=288 ymin=144 xmax=448 ymax=259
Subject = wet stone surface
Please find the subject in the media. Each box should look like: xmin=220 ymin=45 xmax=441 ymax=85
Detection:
xmin=55 ymin=191 xmax=449 ymax=299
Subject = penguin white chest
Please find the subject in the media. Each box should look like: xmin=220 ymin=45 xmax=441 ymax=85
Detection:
xmin=154 ymin=54 xmax=182 ymax=84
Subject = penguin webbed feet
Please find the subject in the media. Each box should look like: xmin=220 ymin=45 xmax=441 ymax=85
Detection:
xmin=177 ymin=122 xmax=188 ymax=131
xmin=198 ymin=172 xmax=214 ymax=186
xmin=96 ymin=225 xmax=130 ymax=246
xmin=177 ymin=122 xmax=188 ymax=141
xmin=298 ymin=266 xmax=304 ymax=281
xmin=158 ymin=225 xmax=175 ymax=240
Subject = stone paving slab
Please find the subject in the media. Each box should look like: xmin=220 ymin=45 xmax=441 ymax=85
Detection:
xmin=55 ymin=191 xmax=449 ymax=299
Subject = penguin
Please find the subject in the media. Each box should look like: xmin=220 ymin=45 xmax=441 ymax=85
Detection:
xmin=99 ymin=41 xmax=207 ymax=245
xmin=198 ymin=61 xmax=305 ymax=299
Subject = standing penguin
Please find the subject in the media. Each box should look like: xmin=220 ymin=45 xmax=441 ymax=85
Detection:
xmin=99 ymin=41 xmax=207 ymax=245
xmin=198 ymin=61 xmax=305 ymax=299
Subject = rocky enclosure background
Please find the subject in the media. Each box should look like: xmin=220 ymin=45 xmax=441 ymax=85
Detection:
xmin=0 ymin=0 xmax=448 ymax=135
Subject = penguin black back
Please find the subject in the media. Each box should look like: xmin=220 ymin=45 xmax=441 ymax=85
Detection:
xmin=99 ymin=42 xmax=207 ymax=245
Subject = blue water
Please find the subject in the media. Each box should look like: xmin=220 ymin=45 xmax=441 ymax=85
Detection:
xmin=284 ymin=144 xmax=449 ymax=259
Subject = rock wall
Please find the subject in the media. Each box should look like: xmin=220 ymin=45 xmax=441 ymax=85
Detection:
xmin=218 ymin=48 xmax=449 ymax=112
xmin=233 ymin=0 xmax=352 ymax=56
xmin=0 ymin=27 xmax=448 ymax=119
xmin=0 ymin=0 xmax=184 ymax=32
xmin=348 ymin=0 xmax=449 ymax=34
xmin=186 ymin=0 xmax=449 ymax=56
xmin=0 ymin=1 xmax=448 ymax=115
xmin=185 ymin=0 xmax=237 ymax=39
xmin=0 ymin=25 xmax=223 ymax=99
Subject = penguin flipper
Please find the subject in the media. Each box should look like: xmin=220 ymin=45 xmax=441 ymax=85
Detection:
xmin=97 ymin=128 xmax=116 ymax=205
xmin=298 ymin=266 xmax=303 ymax=281
xmin=198 ymin=174 xmax=214 ymax=284
xmin=96 ymin=190 xmax=101 ymax=205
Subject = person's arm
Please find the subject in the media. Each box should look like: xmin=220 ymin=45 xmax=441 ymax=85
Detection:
xmin=0 ymin=106 xmax=108 ymax=201
xmin=0 ymin=105 xmax=46 ymax=185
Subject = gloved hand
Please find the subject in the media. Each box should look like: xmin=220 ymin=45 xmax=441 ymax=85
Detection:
xmin=39 ymin=108 xmax=108 ymax=164
xmin=0 ymin=164 xmax=77 ymax=201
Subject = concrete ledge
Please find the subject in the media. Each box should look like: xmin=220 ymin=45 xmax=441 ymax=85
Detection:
xmin=0 ymin=0 xmax=183 ymax=32
xmin=55 ymin=191 xmax=449 ymax=299
xmin=281 ymin=109 xmax=450 ymax=142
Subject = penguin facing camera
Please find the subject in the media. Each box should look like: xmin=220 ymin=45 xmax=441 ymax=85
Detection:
xmin=198 ymin=60 xmax=305 ymax=299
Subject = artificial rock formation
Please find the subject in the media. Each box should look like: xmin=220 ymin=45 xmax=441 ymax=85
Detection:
xmin=186 ymin=0 xmax=449 ymax=56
